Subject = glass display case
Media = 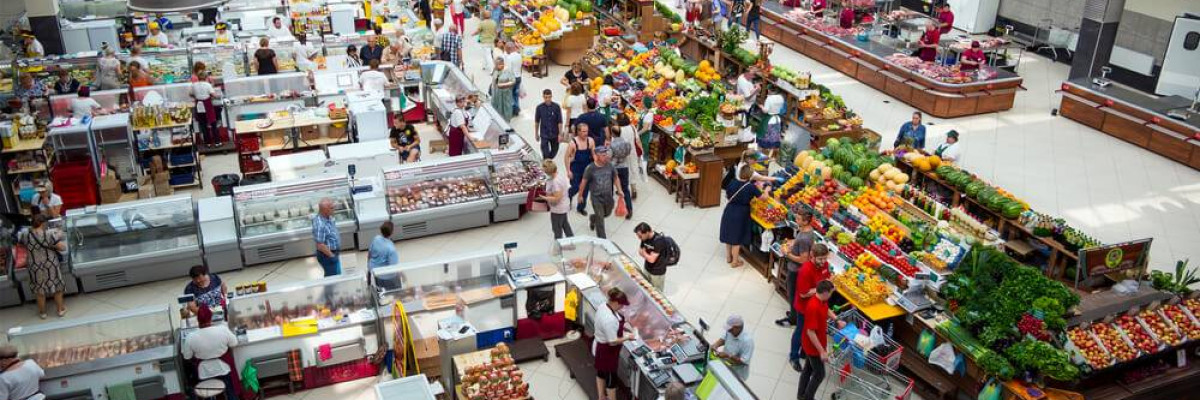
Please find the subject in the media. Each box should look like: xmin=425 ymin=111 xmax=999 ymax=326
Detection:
xmin=6 ymin=305 xmax=174 ymax=377
xmin=233 ymin=174 xmax=356 ymax=265
xmin=246 ymin=39 xmax=299 ymax=74
xmin=131 ymin=48 xmax=193 ymax=84
xmin=222 ymin=72 xmax=312 ymax=104
xmin=380 ymin=153 xmax=496 ymax=239
xmin=59 ymin=0 xmax=128 ymax=20
xmin=487 ymin=141 xmax=545 ymax=222
xmin=191 ymin=43 xmax=249 ymax=79
xmin=49 ymin=88 xmax=127 ymax=119
xmin=19 ymin=54 xmax=101 ymax=91
xmin=374 ymin=251 xmax=509 ymax=313
xmin=0 ymin=216 xmax=19 ymax=307
xmin=66 ymin=194 xmax=204 ymax=291
xmin=226 ymin=273 xmax=375 ymax=340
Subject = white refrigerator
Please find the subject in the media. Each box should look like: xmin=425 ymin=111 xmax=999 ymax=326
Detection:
xmin=947 ymin=0 xmax=999 ymax=34
xmin=348 ymin=91 xmax=389 ymax=142
xmin=329 ymin=4 xmax=359 ymax=35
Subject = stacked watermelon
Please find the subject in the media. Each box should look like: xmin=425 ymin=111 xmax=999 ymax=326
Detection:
xmin=822 ymin=138 xmax=889 ymax=190
xmin=935 ymin=166 xmax=1026 ymax=219
xmin=556 ymin=0 xmax=591 ymax=18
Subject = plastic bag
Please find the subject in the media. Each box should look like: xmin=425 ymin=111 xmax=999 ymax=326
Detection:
xmin=1113 ymin=279 xmax=1140 ymax=295
xmin=614 ymin=196 xmax=628 ymax=217
xmin=869 ymin=326 xmax=886 ymax=349
xmin=917 ymin=329 xmax=936 ymax=357
xmin=928 ymin=342 xmax=957 ymax=374
xmin=978 ymin=379 xmax=1001 ymax=400
xmin=760 ymin=229 xmax=774 ymax=252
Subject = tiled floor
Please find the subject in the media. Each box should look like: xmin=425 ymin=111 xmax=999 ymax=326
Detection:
xmin=5 ymin=4 xmax=1200 ymax=400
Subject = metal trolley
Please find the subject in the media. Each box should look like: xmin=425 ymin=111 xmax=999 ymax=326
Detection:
xmin=827 ymin=309 xmax=913 ymax=400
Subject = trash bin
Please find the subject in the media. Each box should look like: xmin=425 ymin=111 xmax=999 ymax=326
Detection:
xmin=211 ymin=174 xmax=240 ymax=196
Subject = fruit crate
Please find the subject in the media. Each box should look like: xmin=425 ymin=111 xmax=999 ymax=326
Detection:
xmin=1115 ymin=314 xmax=1167 ymax=355
xmin=1089 ymin=322 xmax=1141 ymax=363
xmin=1160 ymin=304 xmax=1200 ymax=341
xmin=1065 ymin=326 xmax=1114 ymax=370
xmin=1136 ymin=309 xmax=1186 ymax=346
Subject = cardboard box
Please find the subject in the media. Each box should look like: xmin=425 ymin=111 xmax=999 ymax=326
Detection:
xmin=299 ymin=125 xmax=321 ymax=142
xmin=149 ymin=155 xmax=165 ymax=174
xmin=262 ymin=129 xmax=287 ymax=149
xmin=137 ymin=176 xmax=155 ymax=199
xmin=412 ymin=337 xmax=439 ymax=359
xmin=153 ymin=173 xmax=172 ymax=196
xmin=416 ymin=356 xmax=442 ymax=379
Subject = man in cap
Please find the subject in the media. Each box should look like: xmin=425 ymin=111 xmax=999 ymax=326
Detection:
xmin=712 ymin=314 xmax=754 ymax=380
xmin=933 ymin=130 xmax=961 ymax=164
xmin=576 ymin=146 xmax=623 ymax=239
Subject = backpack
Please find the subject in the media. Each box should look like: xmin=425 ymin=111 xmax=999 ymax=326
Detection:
xmin=659 ymin=234 xmax=681 ymax=266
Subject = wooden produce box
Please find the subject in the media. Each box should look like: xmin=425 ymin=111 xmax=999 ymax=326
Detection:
xmin=262 ymin=129 xmax=288 ymax=149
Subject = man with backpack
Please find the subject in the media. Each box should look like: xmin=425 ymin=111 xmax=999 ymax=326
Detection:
xmin=634 ymin=222 xmax=679 ymax=291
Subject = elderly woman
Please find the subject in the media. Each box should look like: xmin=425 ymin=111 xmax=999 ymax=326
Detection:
xmin=0 ymin=345 xmax=45 ymax=400
xmin=490 ymin=57 xmax=516 ymax=122
xmin=14 ymin=74 xmax=46 ymax=104
xmin=53 ymin=69 xmax=81 ymax=95
xmin=97 ymin=46 xmax=124 ymax=90
xmin=20 ymin=214 xmax=67 ymax=318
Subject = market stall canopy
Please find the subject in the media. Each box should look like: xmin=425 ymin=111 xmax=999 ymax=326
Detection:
xmin=127 ymin=0 xmax=229 ymax=13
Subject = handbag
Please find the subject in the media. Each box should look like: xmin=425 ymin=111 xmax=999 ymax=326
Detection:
xmin=526 ymin=187 xmax=549 ymax=212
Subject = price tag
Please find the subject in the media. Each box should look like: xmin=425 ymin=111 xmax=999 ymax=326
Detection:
xmin=1179 ymin=349 xmax=1188 ymax=367
xmin=135 ymin=366 xmax=143 ymax=375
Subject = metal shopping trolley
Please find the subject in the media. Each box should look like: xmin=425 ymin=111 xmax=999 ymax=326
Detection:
xmin=828 ymin=309 xmax=903 ymax=373
xmin=828 ymin=355 xmax=915 ymax=400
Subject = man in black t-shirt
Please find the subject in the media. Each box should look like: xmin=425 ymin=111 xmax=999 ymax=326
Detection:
xmin=635 ymin=222 xmax=670 ymax=291
xmin=390 ymin=116 xmax=421 ymax=162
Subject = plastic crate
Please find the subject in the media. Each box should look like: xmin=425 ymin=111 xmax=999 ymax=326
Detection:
xmin=169 ymin=152 xmax=196 ymax=166
xmin=238 ymin=135 xmax=260 ymax=152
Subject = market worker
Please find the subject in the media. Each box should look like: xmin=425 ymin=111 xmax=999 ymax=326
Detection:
xmin=293 ymin=32 xmax=320 ymax=73
xmin=576 ymin=146 xmax=623 ymax=239
xmin=267 ymin=17 xmax=294 ymax=40
xmin=711 ymin=0 xmax=728 ymax=30
xmin=712 ymin=314 xmax=754 ymax=380
xmin=0 ymin=345 xmax=45 ymax=400
xmin=145 ymin=21 xmax=170 ymax=48
xmin=561 ymin=62 xmax=589 ymax=87
xmin=21 ymin=31 xmax=44 ymax=57
xmin=360 ymin=59 xmax=389 ymax=95
xmin=937 ymin=4 xmax=954 ymax=34
xmin=775 ymin=209 xmax=814 ymax=329
xmin=959 ymin=40 xmax=985 ymax=71
xmin=390 ymin=115 xmax=421 ymax=163
xmin=635 ymin=222 xmax=671 ymax=291
xmin=181 ymin=306 xmax=240 ymax=400
xmin=790 ymin=243 xmax=831 ymax=370
xmin=30 ymin=182 xmax=63 ymax=218
xmin=312 ymin=198 xmax=342 ymax=277
xmin=70 ymin=86 xmax=106 ymax=118
xmin=128 ymin=61 xmax=154 ymax=87
xmin=184 ymin=265 xmax=227 ymax=313
xmin=894 ymin=111 xmax=927 ymax=149
xmin=155 ymin=13 xmax=175 ymax=30
xmin=733 ymin=149 xmax=778 ymax=183
xmin=720 ymin=165 xmax=770 ymax=267
xmin=917 ymin=21 xmax=941 ymax=63
xmin=14 ymin=74 xmax=46 ymax=104
xmin=933 ymin=129 xmax=961 ymax=164
xmin=838 ymin=0 xmax=855 ymax=29
xmin=810 ymin=0 xmax=826 ymax=16
xmin=593 ymin=288 xmax=633 ymax=400
xmin=736 ymin=68 xmax=761 ymax=107
xmin=447 ymin=95 xmax=471 ymax=156
xmin=367 ymin=221 xmax=399 ymax=269
xmin=576 ymin=98 xmax=609 ymax=146
xmin=360 ymin=35 xmax=385 ymax=65
xmin=53 ymin=69 xmax=80 ymax=95
xmin=213 ymin=22 xmax=234 ymax=44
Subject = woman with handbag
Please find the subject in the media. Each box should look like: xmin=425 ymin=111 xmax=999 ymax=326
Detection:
xmin=719 ymin=166 xmax=770 ymax=267
xmin=539 ymin=160 xmax=574 ymax=239
xmin=19 ymin=214 xmax=66 ymax=319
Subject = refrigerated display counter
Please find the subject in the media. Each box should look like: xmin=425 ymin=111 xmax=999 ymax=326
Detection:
xmin=190 ymin=43 xmax=249 ymax=81
xmin=486 ymin=138 xmax=545 ymax=222
xmin=233 ymin=174 xmax=357 ymax=265
xmin=378 ymin=153 xmax=497 ymax=240
xmin=128 ymin=47 xmax=193 ymax=84
xmin=6 ymin=305 xmax=182 ymax=400
xmin=66 ymin=194 xmax=203 ymax=291
xmin=227 ymin=273 xmax=380 ymax=376
xmin=198 ymin=195 xmax=243 ymax=272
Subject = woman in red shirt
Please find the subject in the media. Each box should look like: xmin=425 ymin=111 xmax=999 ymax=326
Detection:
xmin=959 ymin=41 xmax=985 ymax=70
xmin=810 ymin=0 xmax=826 ymax=16
xmin=838 ymin=1 xmax=855 ymax=29
xmin=937 ymin=4 xmax=954 ymax=34
xmin=917 ymin=21 xmax=941 ymax=63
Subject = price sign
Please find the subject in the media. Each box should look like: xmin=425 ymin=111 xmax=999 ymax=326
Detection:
xmin=1078 ymin=238 xmax=1152 ymax=279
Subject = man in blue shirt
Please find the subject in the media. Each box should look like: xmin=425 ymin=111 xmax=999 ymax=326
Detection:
xmin=312 ymin=198 xmax=341 ymax=276
xmin=368 ymin=221 xmax=399 ymax=268
xmin=894 ymin=111 xmax=926 ymax=149
xmin=534 ymin=89 xmax=564 ymax=159
xmin=576 ymin=98 xmax=609 ymax=146
xmin=359 ymin=36 xmax=385 ymax=65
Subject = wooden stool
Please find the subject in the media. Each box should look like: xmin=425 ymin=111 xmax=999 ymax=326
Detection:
xmin=195 ymin=379 xmax=226 ymax=400
xmin=675 ymin=176 xmax=697 ymax=208
xmin=528 ymin=55 xmax=549 ymax=78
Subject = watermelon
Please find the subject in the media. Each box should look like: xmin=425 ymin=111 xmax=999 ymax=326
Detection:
xmin=965 ymin=181 xmax=985 ymax=197
xmin=831 ymin=164 xmax=845 ymax=176
xmin=1001 ymin=201 xmax=1023 ymax=219
xmin=826 ymin=138 xmax=841 ymax=148
xmin=848 ymin=177 xmax=864 ymax=189
xmin=935 ymin=165 xmax=954 ymax=176
xmin=579 ymin=1 xmax=592 ymax=13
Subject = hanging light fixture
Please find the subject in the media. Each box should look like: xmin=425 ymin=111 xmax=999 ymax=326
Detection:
xmin=127 ymin=0 xmax=230 ymax=13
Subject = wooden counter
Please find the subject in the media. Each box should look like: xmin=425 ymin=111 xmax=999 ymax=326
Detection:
xmin=1060 ymin=80 xmax=1200 ymax=170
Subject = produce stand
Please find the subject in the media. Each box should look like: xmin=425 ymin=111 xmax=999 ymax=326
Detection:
xmin=1059 ymin=79 xmax=1200 ymax=171
xmin=501 ymin=2 xmax=595 ymax=66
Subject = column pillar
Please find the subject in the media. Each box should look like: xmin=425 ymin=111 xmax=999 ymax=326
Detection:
xmin=1069 ymin=0 xmax=1126 ymax=80
xmin=24 ymin=0 xmax=63 ymax=55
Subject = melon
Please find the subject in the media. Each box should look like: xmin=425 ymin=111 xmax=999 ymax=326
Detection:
xmin=825 ymin=137 xmax=841 ymax=148
xmin=579 ymin=1 xmax=592 ymax=12
xmin=848 ymin=177 xmax=864 ymax=189
xmin=895 ymin=173 xmax=909 ymax=184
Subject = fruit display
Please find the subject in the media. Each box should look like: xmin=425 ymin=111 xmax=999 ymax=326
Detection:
xmin=1137 ymin=309 xmax=1183 ymax=346
xmin=1090 ymin=322 xmax=1138 ymax=362
xmin=1066 ymin=326 xmax=1112 ymax=369
xmin=1185 ymin=298 xmax=1200 ymax=317
xmin=1160 ymin=304 xmax=1200 ymax=341
xmin=834 ymin=266 xmax=891 ymax=306
xmin=1114 ymin=314 xmax=1161 ymax=354
xmin=751 ymin=197 xmax=788 ymax=226
xmin=386 ymin=176 xmax=491 ymax=213
xmin=770 ymin=65 xmax=809 ymax=89
xmin=25 ymin=332 xmax=173 ymax=369
xmin=460 ymin=343 xmax=530 ymax=400
xmin=850 ymin=185 xmax=899 ymax=217
xmin=935 ymin=165 xmax=1029 ymax=219
xmin=491 ymin=161 xmax=545 ymax=195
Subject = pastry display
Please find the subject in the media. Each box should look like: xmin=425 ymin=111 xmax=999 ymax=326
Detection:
xmin=491 ymin=161 xmax=545 ymax=195
xmin=25 ymin=332 xmax=172 ymax=369
xmin=228 ymin=287 xmax=372 ymax=331
xmin=460 ymin=343 xmax=530 ymax=400
xmin=386 ymin=176 xmax=490 ymax=213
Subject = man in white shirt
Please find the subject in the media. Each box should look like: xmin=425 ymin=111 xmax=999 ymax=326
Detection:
xmin=712 ymin=314 xmax=754 ymax=380
xmin=267 ymin=17 xmax=294 ymax=40
xmin=181 ymin=307 xmax=239 ymax=400
xmin=22 ymin=33 xmax=44 ymax=57
xmin=503 ymin=41 xmax=524 ymax=115
xmin=127 ymin=45 xmax=151 ymax=73
xmin=30 ymin=183 xmax=63 ymax=218
xmin=736 ymin=68 xmax=761 ymax=102
xmin=360 ymin=59 xmax=389 ymax=95
xmin=933 ymin=130 xmax=961 ymax=164
xmin=292 ymin=32 xmax=319 ymax=72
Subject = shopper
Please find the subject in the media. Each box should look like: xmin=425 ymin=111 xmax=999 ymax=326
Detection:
xmin=473 ymin=10 xmax=498 ymax=73
xmin=576 ymin=98 xmax=609 ymax=146
xmin=450 ymin=0 xmax=466 ymax=34
xmin=19 ymin=214 xmax=66 ymax=319
xmin=745 ymin=0 xmax=762 ymax=39
xmin=13 ymin=75 xmax=45 ymax=105
xmin=29 ymin=183 xmax=63 ymax=218
xmin=937 ymin=4 xmax=954 ymax=34
xmin=490 ymin=57 xmax=516 ymax=122
xmin=382 ymin=32 xmax=412 ymax=67
xmin=128 ymin=61 xmax=154 ymax=88
xmin=417 ymin=0 xmax=433 ymax=28
xmin=128 ymin=46 xmax=150 ymax=75
xmin=68 ymin=86 xmax=103 ymax=119
xmin=312 ymin=198 xmax=342 ymax=276
xmin=360 ymin=59 xmax=389 ymax=95
xmin=438 ymin=23 xmax=464 ymax=69
xmin=720 ymin=166 xmax=769 ymax=267
xmin=181 ymin=306 xmax=240 ymax=400
xmin=917 ymin=21 xmax=941 ymax=63
xmin=609 ymin=115 xmax=637 ymax=216
xmin=634 ymin=222 xmax=672 ymax=291
xmin=775 ymin=209 xmax=814 ymax=328
xmin=97 ymin=47 xmax=125 ymax=90
xmin=711 ymin=0 xmax=728 ymax=30
xmin=789 ymin=243 xmax=831 ymax=370
xmin=712 ymin=314 xmax=754 ymax=380
xmin=504 ymin=42 xmax=524 ymax=116
xmin=565 ymin=123 xmax=596 ymax=214
xmin=53 ymin=69 xmax=80 ymax=95
xmin=596 ymin=75 xmax=616 ymax=116
xmin=368 ymin=221 xmax=400 ymax=269
xmin=539 ymin=160 xmax=574 ymax=239
xmin=360 ymin=35 xmax=385 ymax=65
xmin=345 ymin=45 xmax=363 ymax=68
xmin=561 ymin=62 xmax=589 ymax=87
xmin=0 ymin=345 xmax=45 ymax=400
xmin=577 ymin=147 xmax=623 ymax=239
xmin=391 ymin=115 xmax=421 ymax=163
xmin=797 ymin=280 xmax=844 ymax=400
xmin=448 ymin=95 xmax=471 ymax=156
xmin=894 ymin=111 xmax=926 ymax=149
xmin=252 ymin=37 xmax=279 ymax=75
xmin=191 ymin=70 xmax=222 ymax=147
xmin=593 ymin=288 xmax=632 ymax=400
xmin=664 ymin=382 xmax=686 ymax=400
xmin=564 ymin=82 xmax=587 ymax=132
xmin=730 ymin=0 xmax=745 ymax=29
xmin=933 ymin=130 xmax=961 ymax=163
xmin=185 ymin=265 xmax=227 ymax=313
xmin=293 ymin=33 xmax=319 ymax=73
xmin=534 ymin=89 xmax=564 ymax=159
xmin=959 ymin=41 xmax=985 ymax=71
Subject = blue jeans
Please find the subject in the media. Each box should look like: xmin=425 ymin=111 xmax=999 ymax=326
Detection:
xmin=789 ymin=312 xmax=806 ymax=362
xmin=616 ymin=167 xmax=632 ymax=214
xmin=317 ymin=251 xmax=341 ymax=277
xmin=512 ymin=77 xmax=522 ymax=114
xmin=747 ymin=16 xmax=761 ymax=37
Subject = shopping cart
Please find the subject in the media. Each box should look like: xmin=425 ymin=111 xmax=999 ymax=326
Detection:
xmin=828 ymin=355 xmax=915 ymax=400
xmin=828 ymin=309 xmax=904 ymax=373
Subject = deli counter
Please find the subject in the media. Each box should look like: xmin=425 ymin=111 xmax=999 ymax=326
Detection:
xmin=232 ymin=174 xmax=357 ymax=265
xmin=6 ymin=305 xmax=183 ymax=400
xmin=373 ymin=153 xmax=497 ymax=240
xmin=65 ymin=194 xmax=204 ymax=292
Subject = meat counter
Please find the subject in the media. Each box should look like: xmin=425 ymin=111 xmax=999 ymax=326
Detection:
xmin=232 ymin=174 xmax=357 ymax=266
xmin=226 ymin=273 xmax=381 ymax=377
xmin=485 ymin=137 xmax=546 ymax=223
xmin=65 ymin=194 xmax=204 ymax=292
xmin=6 ymin=305 xmax=183 ymax=400
xmin=374 ymin=153 xmax=497 ymax=240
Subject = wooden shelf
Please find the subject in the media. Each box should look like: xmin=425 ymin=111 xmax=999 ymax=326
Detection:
xmin=8 ymin=165 xmax=48 ymax=174
xmin=142 ymin=142 xmax=195 ymax=151
xmin=2 ymin=137 xmax=47 ymax=153
xmin=132 ymin=119 xmax=192 ymax=131
xmin=171 ymin=181 xmax=201 ymax=189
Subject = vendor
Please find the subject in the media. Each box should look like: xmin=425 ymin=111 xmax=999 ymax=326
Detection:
xmin=0 ymin=345 xmax=45 ymax=400
xmin=390 ymin=115 xmax=421 ymax=162
xmin=294 ymin=33 xmax=319 ymax=73
xmin=145 ymin=22 xmax=170 ymax=48
xmin=593 ymin=288 xmax=632 ymax=400
xmin=21 ymin=32 xmax=44 ymax=57
xmin=712 ymin=314 xmax=754 ymax=380
xmin=448 ymin=95 xmax=471 ymax=156
xmin=959 ymin=40 xmax=985 ymax=70
xmin=70 ymin=87 xmax=106 ymax=118
xmin=894 ymin=111 xmax=926 ymax=149
xmin=52 ymin=69 xmax=80 ymax=95
xmin=14 ymin=74 xmax=46 ymax=105
xmin=213 ymin=22 xmax=234 ymax=44
xmin=127 ymin=45 xmax=150 ymax=73
xmin=180 ymin=307 xmax=239 ymax=400
xmin=30 ymin=182 xmax=63 ymax=218
xmin=917 ymin=21 xmax=940 ymax=63
xmin=267 ymin=17 xmax=294 ymax=40
xmin=128 ymin=61 xmax=154 ymax=87
xmin=810 ymin=0 xmax=826 ymax=16
xmin=937 ymin=4 xmax=954 ymax=34
xmin=736 ymin=68 xmax=761 ymax=106
xmin=933 ymin=130 xmax=961 ymax=163
xmin=838 ymin=1 xmax=854 ymax=29
xmin=360 ymin=35 xmax=385 ymax=65
xmin=360 ymin=59 xmax=389 ymax=94
xmin=184 ymin=265 xmax=227 ymax=313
